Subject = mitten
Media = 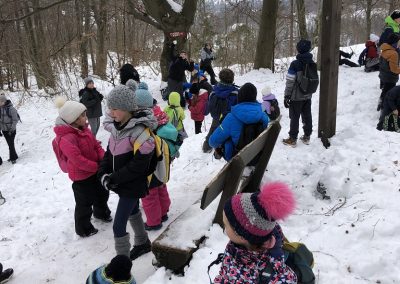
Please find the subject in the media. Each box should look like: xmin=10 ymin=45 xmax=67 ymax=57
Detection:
xmin=284 ymin=97 xmax=291 ymax=108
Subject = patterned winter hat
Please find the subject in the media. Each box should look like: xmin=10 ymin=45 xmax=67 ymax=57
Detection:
xmin=224 ymin=182 xmax=296 ymax=245
xmin=119 ymin=63 xmax=140 ymax=84
xmin=296 ymin=39 xmax=312 ymax=54
xmin=107 ymin=79 xmax=138 ymax=111
xmin=104 ymin=255 xmax=132 ymax=282
xmin=55 ymin=96 xmax=87 ymax=124
xmin=135 ymin=82 xmax=153 ymax=109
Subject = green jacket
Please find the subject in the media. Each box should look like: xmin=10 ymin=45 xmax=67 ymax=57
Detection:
xmin=164 ymin=92 xmax=185 ymax=131
xmin=385 ymin=16 xmax=400 ymax=33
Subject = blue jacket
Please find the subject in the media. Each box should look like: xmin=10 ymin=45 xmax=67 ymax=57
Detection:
xmin=209 ymin=102 xmax=269 ymax=161
xmin=208 ymin=83 xmax=239 ymax=120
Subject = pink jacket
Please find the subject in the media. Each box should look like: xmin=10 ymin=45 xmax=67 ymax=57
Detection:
xmin=53 ymin=119 xmax=104 ymax=181
xmin=189 ymin=89 xmax=208 ymax=122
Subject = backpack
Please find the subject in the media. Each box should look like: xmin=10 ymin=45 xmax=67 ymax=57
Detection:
xmin=383 ymin=113 xmax=400 ymax=132
xmin=260 ymin=240 xmax=315 ymax=284
xmin=298 ymin=63 xmax=319 ymax=94
xmin=210 ymin=90 xmax=238 ymax=121
xmin=233 ymin=119 xmax=265 ymax=165
xmin=52 ymin=137 xmax=68 ymax=173
xmin=169 ymin=107 xmax=180 ymax=128
xmin=134 ymin=128 xmax=171 ymax=184
xmin=156 ymin=122 xmax=181 ymax=159
xmin=266 ymin=99 xmax=280 ymax=121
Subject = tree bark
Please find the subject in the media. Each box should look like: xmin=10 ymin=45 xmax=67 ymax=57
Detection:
xmin=76 ymin=0 xmax=88 ymax=78
xmin=289 ymin=0 xmax=294 ymax=56
xmin=254 ymin=0 xmax=278 ymax=71
xmin=296 ymin=0 xmax=308 ymax=39
xmin=92 ymin=0 xmax=108 ymax=79
xmin=366 ymin=0 xmax=372 ymax=40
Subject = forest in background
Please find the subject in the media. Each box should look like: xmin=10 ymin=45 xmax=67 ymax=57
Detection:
xmin=0 ymin=0 xmax=399 ymax=92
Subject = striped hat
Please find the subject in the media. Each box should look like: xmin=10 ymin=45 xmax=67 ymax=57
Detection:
xmin=224 ymin=182 xmax=296 ymax=245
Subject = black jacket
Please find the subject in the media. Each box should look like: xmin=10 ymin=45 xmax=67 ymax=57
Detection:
xmin=79 ymin=87 xmax=103 ymax=118
xmin=168 ymin=57 xmax=194 ymax=81
xmin=383 ymin=85 xmax=400 ymax=116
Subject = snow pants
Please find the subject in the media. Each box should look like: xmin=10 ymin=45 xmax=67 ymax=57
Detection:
xmin=289 ymin=99 xmax=312 ymax=139
xmin=142 ymin=184 xmax=171 ymax=226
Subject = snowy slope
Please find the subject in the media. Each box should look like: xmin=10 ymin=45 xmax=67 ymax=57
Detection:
xmin=1 ymin=46 xmax=400 ymax=283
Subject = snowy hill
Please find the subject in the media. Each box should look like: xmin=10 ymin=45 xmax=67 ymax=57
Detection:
xmin=1 ymin=46 xmax=399 ymax=283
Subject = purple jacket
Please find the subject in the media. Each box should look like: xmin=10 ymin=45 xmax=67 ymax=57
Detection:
xmin=261 ymin=93 xmax=276 ymax=115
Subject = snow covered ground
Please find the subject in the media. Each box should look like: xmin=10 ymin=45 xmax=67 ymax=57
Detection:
xmin=1 ymin=46 xmax=400 ymax=283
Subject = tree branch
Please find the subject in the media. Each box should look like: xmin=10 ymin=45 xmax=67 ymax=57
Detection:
xmin=182 ymin=0 xmax=198 ymax=26
xmin=126 ymin=0 xmax=163 ymax=30
xmin=0 ymin=0 xmax=73 ymax=24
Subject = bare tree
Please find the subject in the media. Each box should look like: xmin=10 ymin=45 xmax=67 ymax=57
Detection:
xmin=254 ymin=0 xmax=278 ymax=71
xmin=296 ymin=0 xmax=308 ymax=39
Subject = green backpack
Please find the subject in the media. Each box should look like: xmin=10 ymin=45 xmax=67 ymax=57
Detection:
xmin=261 ymin=240 xmax=315 ymax=284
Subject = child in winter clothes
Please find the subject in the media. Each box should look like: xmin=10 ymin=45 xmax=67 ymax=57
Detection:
xmin=188 ymin=83 xmax=209 ymax=134
xmin=261 ymin=86 xmax=280 ymax=121
xmin=134 ymin=82 xmax=172 ymax=231
xmin=86 ymin=255 xmax=136 ymax=284
xmin=98 ymin=79 xmax=157 ymax=260
xmin=214 ymin=182 xmax=297 ymax=284
xmin=0 ymin=94 xmax=19 ymax=164
xmin=79 ymin=77 xmax=104 ymax=137
xmin=53 ymin=98 xmax=111 ymax=237
xmin=164 ymin=92 xmax=187 ymax=140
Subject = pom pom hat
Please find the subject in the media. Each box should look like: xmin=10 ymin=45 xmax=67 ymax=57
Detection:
xmin=107 ymin=79 xmax=138 ymax=111
xmin=224 ymin=182 xmax=296 ymax=245
xmin=135 ymin=82 xmax=153 ymax=108
xmin=55 ymin=96 xmax=86 ymax=124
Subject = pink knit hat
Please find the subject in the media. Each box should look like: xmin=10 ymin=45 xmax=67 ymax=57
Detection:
xmin=224 ymin=182 xmax=296 ymax=245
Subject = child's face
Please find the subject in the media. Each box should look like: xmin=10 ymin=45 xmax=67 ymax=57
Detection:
xmin=87 ymin=82 xmax=94 ymax=89
xmin=223 ymin=212 xmax=248 ymax=247
xmin=109 ymin=108 xmax=131 ymax=124
xmin=72 ymin=111 xmax=87 ymax=128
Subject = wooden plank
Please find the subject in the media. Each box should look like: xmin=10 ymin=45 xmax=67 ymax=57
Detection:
xmin=318 ymin=0 xmax=341 ymax=138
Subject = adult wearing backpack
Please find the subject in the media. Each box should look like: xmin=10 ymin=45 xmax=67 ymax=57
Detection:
xmin=379 ymin=10 xmax=400 ymax=47
xmin=283 ymin=39 xmax=318 ymax=147
xmin=0 ymin=94 xmax=19 ymax=164
xmin=202 ymin=68 xmax=239 ymax=153
xmin=378 ymin=33 xmax=400 ymax=111
xmin=209 ymin=83 xmax=269 ymax=161
xmin=79 ymin=77 xmax=104 ymax=137
xmin=200 ymin=43 xmax=217 ymax=85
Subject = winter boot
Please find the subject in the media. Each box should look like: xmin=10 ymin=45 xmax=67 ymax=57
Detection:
xmin=144 ymin=223 xmax=162 ymax=231
xmin=282 ymin=137 xmax=297 ymax=147
xmin=0 ymin=265 xmax=13 ymax=284
xmin=114 ymin=233 xmax=131 ymax=257
xmin=130 ymin=238 xmax=151 ymax=260
xmin=300 ymin=135 xmax=310 ymax=145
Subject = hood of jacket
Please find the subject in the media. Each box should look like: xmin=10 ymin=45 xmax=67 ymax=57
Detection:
xmin=213 ymin=83 xmax=238 ymax=99
xmin=385 ymin=16 xmax=400 ymax=32
xmin=1 ymin=100 xmax=13 ymax=109
xmin=230 ymin=102 xmax=265 ymax=124
xmin=168 ymin=92 xmax=181 ymax=107
xmin=198 ymin=89 xmax=208 ymax=97
xmin=366 ymin=40 xmax=376 ymax=47
xmin=296 ymin=52 xmax=314 ymax=64
xmin=262 ymin=94 xmax=276 ymax=101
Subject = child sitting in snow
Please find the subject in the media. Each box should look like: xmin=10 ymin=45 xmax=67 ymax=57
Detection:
xmin=164 ymin=92 xmax=187 ymax=141
xmin=261 ymin=86 xmax=280 ymax=121
xmin=133 ymin=82 xmax=172 ymax=231
xmin=86 ymin=255 xmax=136 ymax=284
xmin=53 ymin=98 xmax=111 ymax=238
xmin=188 ymin=83 xmax=209 ymax=134
xmin=213 ymin=182 xmax=297 ymax=284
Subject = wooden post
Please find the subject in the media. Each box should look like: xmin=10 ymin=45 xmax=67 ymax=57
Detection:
xmin=318 ymin=0 xmax=341 ymax=139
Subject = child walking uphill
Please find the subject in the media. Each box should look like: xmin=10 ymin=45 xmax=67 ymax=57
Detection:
xmin=98 ymin=79 xmax=158 ymax=260
xmin=0 ymin=94 xmax=20 ymax=164
xmin=213 ymin=182 xmax=297 ymax=284
xmin=188 ymin=83 xmax=209 ymax=134
xmin=134 ymin=82 xmax=172 ymax=231
xmin=164 ymin=92 xmax=187 ymax=140
xmin=53 ymin=98 xmax=111 ymax=238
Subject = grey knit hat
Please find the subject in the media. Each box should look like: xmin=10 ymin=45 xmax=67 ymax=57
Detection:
xmin=135 ymin=82 xmax=153 ymax=109
xmin=84 ymin=77 xmax=94 ymax=86
xmin=107 ymin=79 xmax=138 ymax=111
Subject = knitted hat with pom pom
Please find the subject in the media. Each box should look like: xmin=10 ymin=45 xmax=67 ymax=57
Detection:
xmin=224 ymin=182 xmax=296 ymax=245
xmin=55 ymin=96 xmax=86 ymax=124
xmin=135 ymin=82 xmax=153 ymax=109
xmin=107 ymin=79 xmax=137 ymax=111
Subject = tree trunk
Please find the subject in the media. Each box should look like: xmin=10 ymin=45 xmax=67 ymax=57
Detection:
xmin=254 ymin=0 xmax=278 ymax=71
xmin=366 ymin=0 xmax=372 ymax=40
xmin=93 ymin=0 xmax=108 ymax=79
xmin=76 ymin=0 xmax=88 ymax=78
xmin=289 ymin=0 xmax=294 ymax=56
xmin=296 ymin=0 xmax=308 ymax=39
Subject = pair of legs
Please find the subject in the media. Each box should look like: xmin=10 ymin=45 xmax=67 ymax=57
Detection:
xmin=378 ymin=82 xmax=396 ymax=111
xmin=72 ymin=174 xmax=111 ymax=236
xmin=113 ymin=197 xmax=149 ymax=258
xmin=194 ymin=120 xmax=203 ymax=134
xmin=288 ymin=100 xmax=313 ymax=140
xmin=88 ymin=117 xmax=100 ymax=137
xmin=2 ymin=130 xmax=18 ymax=162
xmin=200 ymin=64 xmax=217 ymax=85
xmin=142 ymin=184 xmax=171 ymax=227
xmin=203 ymin=118 xmax=219 ymax=152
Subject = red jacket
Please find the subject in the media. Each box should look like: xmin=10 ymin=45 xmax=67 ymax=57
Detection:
xmin=189 ymin=89 xmax=208 ymax=121
xmin=53 ymin=122 xmax=104 ymax=181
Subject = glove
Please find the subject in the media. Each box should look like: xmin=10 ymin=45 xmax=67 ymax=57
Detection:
xmin=101 ymin=174 xmax=111 ymax=190
xmin=284 ymin=97 xmax=291 ymax=109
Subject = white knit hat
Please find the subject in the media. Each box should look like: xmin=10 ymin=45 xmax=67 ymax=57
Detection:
xmin=261 ymin=86 xmax=272 ymax=96
xmin=370 ymin=34 xmax=379 ymax=43
xmin=55 ymin=96 xmax=86 ymax=124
